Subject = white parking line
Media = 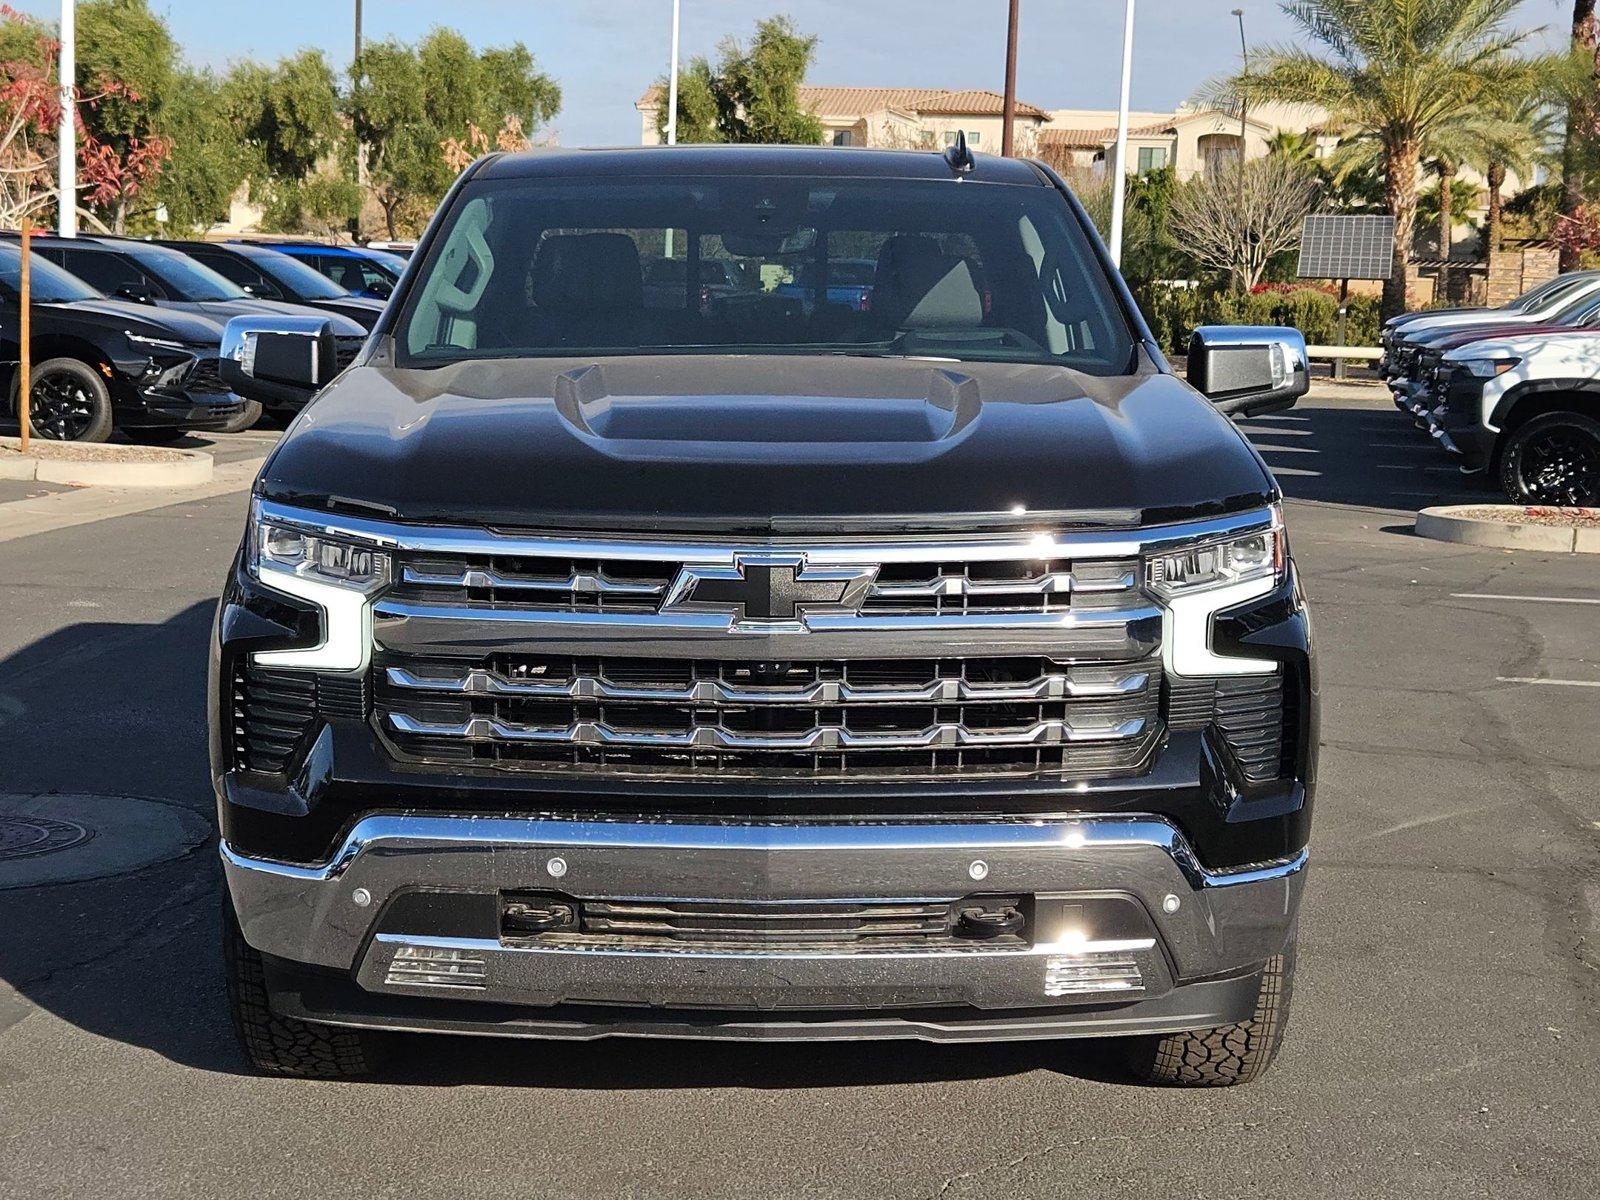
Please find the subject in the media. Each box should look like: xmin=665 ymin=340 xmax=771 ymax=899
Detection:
xmin=1497 ymin=676 xmax=1600 ymax=688
xmin=1453 ymin=593 xmax=1600 ymax=606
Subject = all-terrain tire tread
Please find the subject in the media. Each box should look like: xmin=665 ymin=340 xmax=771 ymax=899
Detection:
xmin=1126 ymin=952 xmax=1293 ymax=1087
xmin=222 ymin=903 xmax=382 ymax=1078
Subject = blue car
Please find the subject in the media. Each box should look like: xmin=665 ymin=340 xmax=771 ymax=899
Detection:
xmin=245 ymin=242 xmax=408 ymax=301
xmin=775 ymin=257 xmax=877 ymax=314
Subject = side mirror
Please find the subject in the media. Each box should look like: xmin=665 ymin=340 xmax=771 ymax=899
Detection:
xmin=220 ymin=315 xmax=338 ymax=406
xmin=368 ymin=279 xmax=394 ymax=300
xmin=115 ymin=282 xmax=156 ymax=304
xmin=1187 ymin=326 xmax=1310 ymax=417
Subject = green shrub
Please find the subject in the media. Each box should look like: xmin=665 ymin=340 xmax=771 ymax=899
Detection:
xmin=1132 ymin=286 xmax=1379 ymax=355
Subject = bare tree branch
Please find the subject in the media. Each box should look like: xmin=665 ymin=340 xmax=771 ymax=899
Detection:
xmin=1168 ymin=157 xmax=1321 ymax=290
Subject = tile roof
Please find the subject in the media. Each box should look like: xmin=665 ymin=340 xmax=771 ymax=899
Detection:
xmin=1039 ymin=120 xmax=1174 ymax=150
xmin=637 ymin=84 xmax=1048 ymax=119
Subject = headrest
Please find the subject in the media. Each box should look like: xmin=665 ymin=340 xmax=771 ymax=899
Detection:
xmin=872 ymin=235 xmax=983 ymax=328
xmin=531 ymin=233 xmax=643 ymax=309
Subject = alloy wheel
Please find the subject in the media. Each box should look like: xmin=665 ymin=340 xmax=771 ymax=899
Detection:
xmin=1519 ymin=424 xmax=1600 ymax=507
xmin=30 ymin=370 xmax=98 ymax=442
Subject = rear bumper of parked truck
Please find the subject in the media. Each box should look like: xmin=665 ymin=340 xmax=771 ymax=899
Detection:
xmin=221 ymin=813 xmax=1305 ymax=1042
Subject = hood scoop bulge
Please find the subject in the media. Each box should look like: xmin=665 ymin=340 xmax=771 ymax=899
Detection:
xmin=552 ymin=363 xmax=982 ymax=445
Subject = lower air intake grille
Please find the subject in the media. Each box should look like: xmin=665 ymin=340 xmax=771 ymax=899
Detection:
xmin=231 ymin=665 xmax=316 ymax=773
xmin=1164 ymin=672 xmax=1288 ymax=783
xmin=1213 ymin=675 xmax=1286 ymax=782
xmin=230 ymin=665 xmax=370 ymax=772
xmin=501 ymin=894 xmax=1030 ymax=953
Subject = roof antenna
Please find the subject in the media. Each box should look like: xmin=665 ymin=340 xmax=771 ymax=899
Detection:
xmin=943 ymin=129 xmax=975 ymax=176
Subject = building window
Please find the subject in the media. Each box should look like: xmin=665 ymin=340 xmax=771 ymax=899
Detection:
xmin=1136 ymin=146 xmax=1168 ymax=174
xmin=1198 ymin=133 xmax=1243 ymax=180
xmin=943 ymin=130 xmax=980 ymax=147
xmin=832 ymin=130 xmax=853 ymax=147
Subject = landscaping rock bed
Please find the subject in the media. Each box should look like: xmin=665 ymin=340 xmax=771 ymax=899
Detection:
xmin=1415 ymin=504 xmax=1600 ymax=553
xmin=0 ymin=437 xmax=212 ymax=487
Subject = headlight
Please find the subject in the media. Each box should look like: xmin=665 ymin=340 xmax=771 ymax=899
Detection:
xmin=126 ymin=331 xmax=193 ymax=353
xmin=248 ymin=506 xmax=389 ymax=592
xmin=244 ymin=501 xmax=389 ymax=672
xmin=1146 ymin=512 xmax=1284 ymax=598
xmin=1455 ymin=357 xmax=1520 ymax=379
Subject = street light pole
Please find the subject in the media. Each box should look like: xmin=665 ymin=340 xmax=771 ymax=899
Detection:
xmin=58 ymin=0 xmax=76 ymax=237
xmin=1108 ymin=0 xmax=1136 ymax=266
xmin=663 ymin=0 xmax=681 ymax=259
xmin=354 ymin=1 xmax=368 ymax=197
xmin=1001 ymin=0 xmax=1020 ymax=156
xmin=665 ymin=0 xmax=681 ymax=148
xmin=1231 ymin=8 xmax=1248 ymax=146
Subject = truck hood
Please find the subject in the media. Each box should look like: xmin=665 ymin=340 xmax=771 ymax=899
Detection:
xmin=176 ymin=297 xmax=371 ymax=338
xmin=1422 ymin=320 xmax=1595 ymax=351
xmin=1444 ymin=329 xmax=1600 ymax=363
xmin=1396 ymin=309 xmax=1560 ymax=340
xmin=259 ymin=354 xmax=1275 ymax=533
xmin=49 ymin=298 xmax=225 ymax=345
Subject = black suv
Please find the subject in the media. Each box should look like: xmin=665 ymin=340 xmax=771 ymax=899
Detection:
xmin=158 ymin=240 xmax=387 ymax=331
xmin=15 ymin=235 xmax=372 ymax=430
xmin=1 ymin=244 xmax=240 ymax=441
xmin=212 ymin=145 xmax=1315 ymax=1086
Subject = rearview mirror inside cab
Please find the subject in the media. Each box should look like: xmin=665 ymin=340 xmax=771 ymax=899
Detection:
xmin=220 ymin=314 xmax=338 ymax=407
xmin=1187 ymin=325 xmax=1310 ymax=418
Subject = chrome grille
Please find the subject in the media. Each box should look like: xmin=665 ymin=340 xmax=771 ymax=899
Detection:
xmin=389 ymin=552 xmax=1141 ymax=617
xmin=377 ymin=653 xmax=1161 ymax=779
xmin=244 ymin=503 xmax=1275 ymax=783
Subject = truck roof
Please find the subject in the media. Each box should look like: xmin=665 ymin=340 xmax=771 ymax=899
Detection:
xmin=474 ymin=144 xmax=1049 ymax=186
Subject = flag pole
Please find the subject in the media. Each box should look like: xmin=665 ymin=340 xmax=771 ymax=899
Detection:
xmin=20 ymin=217 xmax=32 ymax=452
xmin=1108 ymin=0 xmax=1136 ymax=267
xmin=58 ymin=0 xmax=76 ymax=238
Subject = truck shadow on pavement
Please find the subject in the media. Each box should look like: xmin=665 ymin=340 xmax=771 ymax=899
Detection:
xmin=0 ymin=602 xmax=1131 ymax=1090
xmin=1237 ymin=399 xmax=1486 ymax=512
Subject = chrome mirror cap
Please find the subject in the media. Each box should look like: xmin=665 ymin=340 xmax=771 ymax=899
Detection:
xmin=1187 ymin=325 xmax=1311 ymax=418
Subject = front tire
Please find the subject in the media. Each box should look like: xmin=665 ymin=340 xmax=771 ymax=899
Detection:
xmin=11 ymin=357 xmax=115 ymax=443
xmin=1123 ymin=949 xmax=1295 ymax=1087
xmin=1499 ymin=410 xmax=1600 ymax=507
xmin=217 ymin=398 xmax=263 ymax=434
xmin=222 ymin=897 xmax=384 ymax=1078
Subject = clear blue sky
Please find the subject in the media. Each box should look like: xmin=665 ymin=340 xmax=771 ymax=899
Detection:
xmin=13 ymin=0 xmax=1572 ymax=147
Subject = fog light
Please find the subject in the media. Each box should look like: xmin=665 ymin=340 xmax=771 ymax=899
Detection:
xmin=384 ymin=944 xmax=487 ymax=990
xmin=1044 ymin=956 xmax=1143 ymax=996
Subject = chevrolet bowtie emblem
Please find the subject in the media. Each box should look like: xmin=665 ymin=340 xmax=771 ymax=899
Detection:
xmin=663 ymin=556 xmax=877 ymax=623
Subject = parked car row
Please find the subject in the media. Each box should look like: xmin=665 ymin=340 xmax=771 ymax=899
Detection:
xmin=1380 ymin=272 xmax=1600 ymax=507
xmin=0 ymin=233 xmax=388 ymax=442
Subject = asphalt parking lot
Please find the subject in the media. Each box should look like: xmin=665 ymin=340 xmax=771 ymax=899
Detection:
xmin=1 ymin=385 xmax=1597 ymax=1199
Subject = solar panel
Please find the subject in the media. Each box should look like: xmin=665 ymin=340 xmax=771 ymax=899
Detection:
xmin=1296 ymin=214 xmax=1396 ymax=281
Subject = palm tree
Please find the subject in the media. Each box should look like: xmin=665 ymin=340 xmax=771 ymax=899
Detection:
xmin=1226 ymin=0 xmax=1539 ymax=319
xmin=1475 ymin=99 xmax=1559 ymax=252
xmin=1557 ymin=3 xmax=1598 ymax=268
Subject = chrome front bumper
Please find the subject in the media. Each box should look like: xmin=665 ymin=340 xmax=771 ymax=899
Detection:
xmin=223 ymin=815 xmax=1305 ymax=1026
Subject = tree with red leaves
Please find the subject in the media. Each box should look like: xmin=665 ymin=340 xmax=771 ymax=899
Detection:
xmin=0 ymin=4 xmax=171 ymax=232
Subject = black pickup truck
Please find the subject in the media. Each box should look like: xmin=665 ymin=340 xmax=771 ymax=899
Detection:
xmin=211 ymin=144 xmax=1315 ymax=1086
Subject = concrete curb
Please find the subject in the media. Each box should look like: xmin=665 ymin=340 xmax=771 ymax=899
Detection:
xmin=0 ymin=455 xmax=265 ymax=544
xmin=1415 ymin=505 xmax=1600 ymax=554
xmin=0 ymin=438 xmax=212 ymax=488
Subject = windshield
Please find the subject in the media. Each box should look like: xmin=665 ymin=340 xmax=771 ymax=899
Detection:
xmin=1523 ymin=276 xmax=1592 ymax=312
xmin=364 ymin=249 xmax=407 ymax=279
xmin=1551 ymin=288 xmax=1600 ymax=324
xmin=252 ymin=249 xmax=351 ymax=299
xmin=397 ymin=174 xmax=1134 ymax=374
xmin=123 ymin=245 xmax=248 ymax=301
xmin=0 ymin=245 xmax=103 ymax=303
